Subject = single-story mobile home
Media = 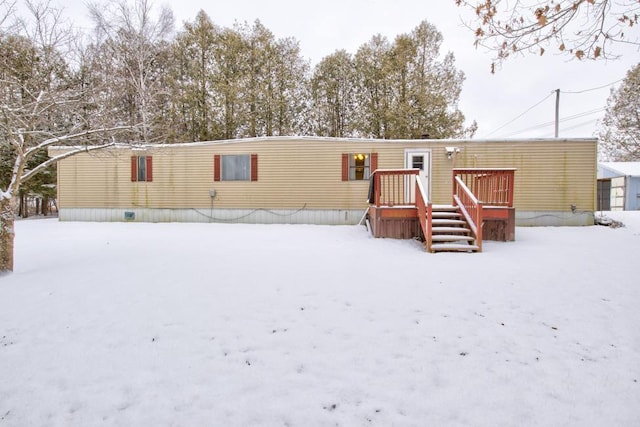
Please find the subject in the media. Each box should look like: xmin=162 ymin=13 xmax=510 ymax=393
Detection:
xmin=49 ymin=136 xmax=597 ymax=227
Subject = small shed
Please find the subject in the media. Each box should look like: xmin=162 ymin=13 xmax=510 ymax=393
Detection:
xmin=597 ymin=162 xmax=640 ymax=211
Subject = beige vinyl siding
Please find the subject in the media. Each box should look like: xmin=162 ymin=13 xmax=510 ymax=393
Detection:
xmin=52 ymin=137 xmax=597 ymax=213
xmin=453 ymin=140 xmax=596 ymax=211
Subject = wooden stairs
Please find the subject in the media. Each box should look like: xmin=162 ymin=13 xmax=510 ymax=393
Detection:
xmin=367 ymin=168 xmax=516 ymax=254
xmin=429 ymin=205 xmax=480 ymax=253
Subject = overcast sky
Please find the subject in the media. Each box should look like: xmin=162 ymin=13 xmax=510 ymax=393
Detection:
xmin=59 ymin=0 xmax=640 ymax=139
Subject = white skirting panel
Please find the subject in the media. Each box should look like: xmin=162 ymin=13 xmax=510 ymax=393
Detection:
xmin=59 ymin=208 xmax=594 ymax=226
xmin=58 ymin=207 xmax=368 ymax=225
xmin=515 ymin=210 xmax=594 ymax=226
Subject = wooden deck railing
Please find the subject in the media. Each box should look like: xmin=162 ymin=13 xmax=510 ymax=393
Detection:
xmin=415 ymin=177 xmax=432 ymax=251
xmin=371 ymin=169 xmax=420 ymax=207
xmin=452 ymin=169 xmax=516 ymax=251
xmin=453 ymin=176 xmax=483 ymax=252
xmin=369 ymin=169 xmax=433 ymax=250
xmin=453 ymin=169 xmax=516 ymax=207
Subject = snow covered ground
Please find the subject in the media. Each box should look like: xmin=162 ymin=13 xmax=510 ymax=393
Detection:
xmin=1 ymin=212 xmax=639 ymax=426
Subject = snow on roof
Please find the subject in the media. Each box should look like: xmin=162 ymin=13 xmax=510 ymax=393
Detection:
xmin=599 ymin=162 xmax=640 ymax=177
xmin=48 ymin=136 xmax=599 ymax=154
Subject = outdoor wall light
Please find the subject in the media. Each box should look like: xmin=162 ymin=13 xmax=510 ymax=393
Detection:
xmin=445 ymin=147 xmax=460 ymax=159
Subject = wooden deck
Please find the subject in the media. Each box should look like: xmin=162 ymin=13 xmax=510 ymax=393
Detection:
xmin=367 ymin=168 xmax=516 ymax=252
xmin=367 ymin=169 xmax=425 ymax=240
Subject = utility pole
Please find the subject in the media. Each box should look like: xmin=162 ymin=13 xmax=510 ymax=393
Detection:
xmin=554 ymin=89 xmax=560 ymax=138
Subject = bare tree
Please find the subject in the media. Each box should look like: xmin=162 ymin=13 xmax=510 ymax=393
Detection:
xmin=455 ymin=0 xmax=640 ymax=72
xmin=598 ymin=62 xmax=640 ymax=160
xmin=88 ymin=0 xmax=174 ymax=143
xmin=0 ymin=0 xmax=16 ymax=30
xmin=0 ymin=1 xmax=131 ymax=273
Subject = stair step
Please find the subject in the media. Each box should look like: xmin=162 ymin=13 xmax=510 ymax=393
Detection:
xmin=430 ymin=243 xmax=480 ymax=252
xmin=432 ymin=204 xmax=457 ymax=211
xmin=432 ymin=219 xmax=466 ymax=226
xmin=432 ymin=211 xmax=461 ymax=219
xmin=431 ymin=235 xmax=475 ymax=242
xmin=431 ymin=226 xmax=471 ymax=234
xmin=426 ymin=205 xmax=479 ymax=253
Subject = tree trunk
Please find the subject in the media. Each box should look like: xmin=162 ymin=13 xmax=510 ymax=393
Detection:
xmin=20 ymin=193 xmax=29 ymax=218
xmin=42 ymin=197 xmax=49 ymax=216
xmin=0 ymin=196 xmax=16 ymax=273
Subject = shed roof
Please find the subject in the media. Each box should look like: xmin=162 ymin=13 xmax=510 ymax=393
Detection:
xmin=599 ymin=162 xmax=640 ymax=177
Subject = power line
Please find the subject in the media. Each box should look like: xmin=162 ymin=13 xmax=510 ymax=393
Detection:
xmin=562 ymin=120 xmax=599 ymax=133
xmin=484 ymin=91 xmax=555 ymax=137
xmin=561 ymin=107 xmax=606 ymax=122
xmin=560 ymin=78 xmax=624 ymax=94
xmin=501 ymin=121 xmax=554 ymax=138
xmin=483 ymin=78 xmax=620 ymax=138
xmin=499 ymin=107 xmax=605 ymax=138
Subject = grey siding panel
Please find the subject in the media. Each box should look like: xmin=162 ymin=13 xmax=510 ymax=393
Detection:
xmin=59 ymin=208 xmax=367 ymax=225
xmin=627 ymin=177 xmax=640 ymax=210
xmin=515 ymin=210 xmax=594 ymax=226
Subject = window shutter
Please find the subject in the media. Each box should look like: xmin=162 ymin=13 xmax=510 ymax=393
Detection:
xmin=250 ymin=154 xmax=258 ymax=181
xmin=341 ymin=153 xmax=349 ymax=181
xmin=214 ymin=155 xmax=221 ymax=181
xmin=131 ymin=156 xmax=138 ymax=182
xmin=146 ymin=156 xmax=153 ymax=182
xmin=370 ymin=153 xmax=378 ymax=174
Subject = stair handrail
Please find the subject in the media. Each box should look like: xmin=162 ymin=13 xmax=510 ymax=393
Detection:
xmin=415 ymin=177 xmax=432 ymax=251
xmin=453 ymin=175 xmax=483 ymax=252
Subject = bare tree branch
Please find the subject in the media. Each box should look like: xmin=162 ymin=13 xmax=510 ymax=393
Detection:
xmin=23 ymin=125 xmax=132 ymax=159
xmin=0 ymin=0 xmax=17 ymax=31
xmin=87 ymin=0 xmax=174 ymax=143
xmin=21 ymin=141 xmax=116 ymax=183
xmin=455 ymin=0 xmax=639 ymax=70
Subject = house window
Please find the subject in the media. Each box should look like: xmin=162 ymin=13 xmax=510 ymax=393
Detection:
xmin=341 ymin=153 xmax=377 ymax=181
xmin=214 ymin=154 xmax=258 ymax=182
xmin=350 ymin=153 xmax=370 ymax=180
xmin=131 ymin=156 xmax=153 ymax=182
xmin=222 ymin=155 xmax=250 ymax=181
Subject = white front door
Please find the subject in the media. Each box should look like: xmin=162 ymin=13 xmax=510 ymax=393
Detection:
xmin=405 ymin=150 xmax=430 ymax=202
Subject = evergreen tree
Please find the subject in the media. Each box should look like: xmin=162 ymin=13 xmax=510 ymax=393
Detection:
xmin=353 ymin=21 xmax=473 ymax=139
xmin=238 ymin=20 xmax=310 ymax=137
xmin=212 ymin=25 xmax=247 ymax=139
xmin=270 ymin=37 xmax=310 ymax=136
xmin=354 ymin=35 xmax=393 ymax=139
xmin=404 ymin=21 xmax=472 ymax=139
xmin=311 ymin=50 xmax=357 ymax=137
xmin=170 ymin=10 xmax=219 ymax=142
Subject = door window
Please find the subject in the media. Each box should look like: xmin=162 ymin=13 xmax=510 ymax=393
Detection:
xmin=412 ymin=155 xmax=424 ymax=171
